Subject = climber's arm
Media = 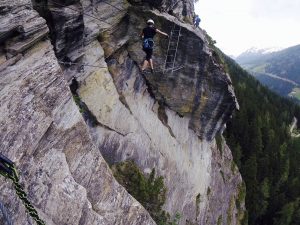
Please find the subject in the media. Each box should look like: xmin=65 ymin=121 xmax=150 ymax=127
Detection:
xmin=140 ymin=31 xmax=144 ymax=39
xmin=156 ymin=29 xmax=169 ymax=37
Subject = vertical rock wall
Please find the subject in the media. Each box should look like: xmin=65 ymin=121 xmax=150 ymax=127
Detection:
xmin=0 ymin=1 xmax=155 ymax=224
xmin=58 ymin=0 xmax=244 ymax=224
xmin=0 ymin=0 xmax=246 ymax=225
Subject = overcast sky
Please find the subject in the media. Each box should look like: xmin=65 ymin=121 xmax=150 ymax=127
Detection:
xmin=195 ymin=0 xmax=300 ymax=56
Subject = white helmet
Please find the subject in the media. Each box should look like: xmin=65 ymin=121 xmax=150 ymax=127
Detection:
xmin=147 ymin=19 xmax=154 ymax=25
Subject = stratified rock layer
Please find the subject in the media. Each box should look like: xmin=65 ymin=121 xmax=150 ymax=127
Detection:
xmin=1 ymin=0 xmax=245 ymax=225
xmin=0 ymin=1 xmax=155 ymax=225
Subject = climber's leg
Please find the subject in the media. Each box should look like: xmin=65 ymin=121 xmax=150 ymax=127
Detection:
xmin=146 ymin=49 xmax=154 ymax=73
xmin=142 ymin=59 xmax=149 ymax=71
xmin=142 ymin=49 xmax=153 ymax=72
xmin=149 ymin=59 xmax=154 ymax=73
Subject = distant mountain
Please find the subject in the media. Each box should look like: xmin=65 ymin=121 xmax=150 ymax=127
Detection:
xmin=236 ymin=44 xmax=300 ymax=101
xmin=236 ymin=47 xmax=283 ymax=64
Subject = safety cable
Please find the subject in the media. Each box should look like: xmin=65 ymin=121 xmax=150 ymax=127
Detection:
xmin=51 ymin=1 xmax=113 ymax=25
xmin=27 ymin=2 xmax=112 ymax=26
xmin=102 ymin=1 xmax=125 ymax=12
xmin=0 ymin=154 xmax=46 ymax=225
xmin=170 ymin=0 xmax=181 ymax=10
xmin=58 ymin=61 xmax=107 ymax=69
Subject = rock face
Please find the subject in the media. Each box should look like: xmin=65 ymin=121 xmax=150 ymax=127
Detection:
xmin=0 ymin=0 xmax=245 ymax=225
xmin=128 ymin=0 xmax=195 ymax=22
xmin=0 ymin=1 xmax=155 ymax=225
xmin=32 ymin=0 xmax=85 ymax=60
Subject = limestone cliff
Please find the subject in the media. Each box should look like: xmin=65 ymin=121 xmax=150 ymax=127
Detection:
xmin=0 ymin=0 xmax=245 ymax=225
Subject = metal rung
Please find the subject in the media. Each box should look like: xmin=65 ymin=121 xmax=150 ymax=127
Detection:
xmin=172 ymin=66 xmax=184 ymax=72
xmin=163 ymin=23 xmax=182 ymax=74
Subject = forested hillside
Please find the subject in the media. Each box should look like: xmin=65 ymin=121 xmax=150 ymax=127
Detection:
xmin=236 ymin=45 xmax=300 ymax=101
xmin=223 ymin=56 xmax=300 ymax=225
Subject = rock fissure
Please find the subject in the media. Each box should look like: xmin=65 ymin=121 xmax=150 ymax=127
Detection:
xmin=157 ymin=104 xmax=176 ymax=138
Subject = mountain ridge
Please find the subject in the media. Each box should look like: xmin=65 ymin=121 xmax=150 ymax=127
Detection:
xmin=236 ymin=44 xmax=300 ymax=101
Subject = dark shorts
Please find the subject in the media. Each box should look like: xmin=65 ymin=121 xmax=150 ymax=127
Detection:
xmin=143 ymin=48 xmax=153 ymax=61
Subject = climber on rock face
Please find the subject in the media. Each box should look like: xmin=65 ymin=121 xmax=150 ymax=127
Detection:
xmin=194 ymin=14 xmax=201 ymax=29
xmin=140 ymin=19 xmax=169 ymax=73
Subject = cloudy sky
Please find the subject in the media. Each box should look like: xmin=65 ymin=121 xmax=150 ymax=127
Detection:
xmin=195 ymin=0 xmax=300 ymax=56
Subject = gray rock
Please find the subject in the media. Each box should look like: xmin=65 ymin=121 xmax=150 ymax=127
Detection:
xmin=0 ymin=2 xmax=155 ymax=225
xmin=1 ymin=0 xmax=245 ymax=225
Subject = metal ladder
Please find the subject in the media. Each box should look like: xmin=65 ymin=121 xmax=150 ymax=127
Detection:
xmin=164 ymin=23 xmax=182 ymax=74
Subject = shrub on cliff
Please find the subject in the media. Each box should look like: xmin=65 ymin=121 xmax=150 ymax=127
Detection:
xmin=111 ymin=160 xmax=180 ymax=225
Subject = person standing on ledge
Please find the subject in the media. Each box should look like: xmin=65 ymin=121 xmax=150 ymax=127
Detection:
xmin=140 ymin=19 xmax=169 ymax=73
xmin=194 ymin=14 xmax=201 ymax=29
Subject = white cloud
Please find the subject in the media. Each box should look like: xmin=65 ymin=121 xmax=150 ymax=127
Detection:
xmin=195 ymin=0 xmax=300 ymax=56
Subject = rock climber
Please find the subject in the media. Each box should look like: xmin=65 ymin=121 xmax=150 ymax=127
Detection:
xmin=140 ymin=19 xmax=169 ymax=73
xmin=194 ymin=15 xmax=201 ymax=29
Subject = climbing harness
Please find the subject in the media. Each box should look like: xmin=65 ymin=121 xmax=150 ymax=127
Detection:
xmin=143 ymin=38 xmax=154 ymax=50
xmin=0 ymin=154 xmax=46 ymax=225
xmin=163 ymin=23 xmax=182 ymax=74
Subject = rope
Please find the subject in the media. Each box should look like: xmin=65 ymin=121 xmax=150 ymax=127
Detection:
xmin=170 ymin=0 xmax=182 ymax=10
xmin=143 ymin=66 xmax=184 ymax=74
xmin=102 ymin=1 xmax=125 ymax=12
xmin=1 ymin=2 xmax=112 ymax=44
xmin=58 ymin=61 xmax=107 ymax=69
xmin=0 ymin=201 xmax=13 ymax=225
xmin=0 ymin=154 xmax=46 ymax=225
xmin=28 ymin=2 xmax=112 ymax=26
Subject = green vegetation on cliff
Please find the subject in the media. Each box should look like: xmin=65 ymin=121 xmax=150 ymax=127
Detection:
xmin=223 ymin=55 xmax=300 ymax=225
xmin=111 ymin=161 xmax=180 ymax=225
